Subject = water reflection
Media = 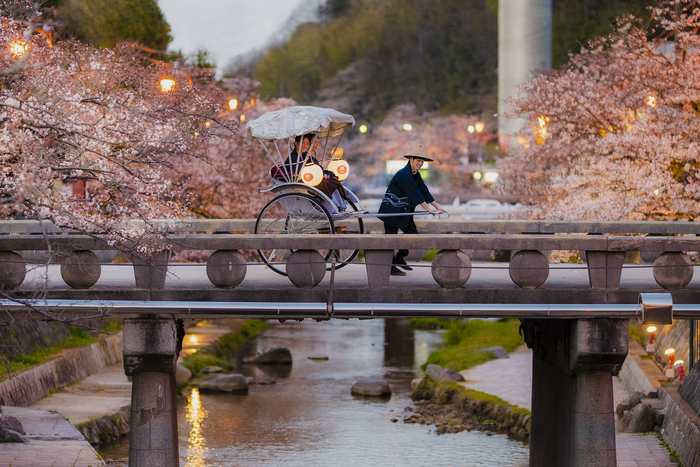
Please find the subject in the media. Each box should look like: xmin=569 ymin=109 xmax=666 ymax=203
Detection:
xmin=98 ymin=320 xmax=528 ymax=466
xmin=184 ymin=388 xmax=207 ymax=467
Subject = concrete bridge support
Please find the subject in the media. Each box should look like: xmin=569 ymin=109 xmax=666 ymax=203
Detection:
xmin=521 ymin=318 xmax=628 ymax=467
xmin=123 ymin=317 xmax=182 ymax=467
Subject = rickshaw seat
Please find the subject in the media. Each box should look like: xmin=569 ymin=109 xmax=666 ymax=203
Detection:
xmin=270 ymin=165 xmax=296 ymax=182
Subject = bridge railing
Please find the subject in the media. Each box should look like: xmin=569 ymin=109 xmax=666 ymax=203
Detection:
xmin=0 ymin=219 xmax=699 ymax=292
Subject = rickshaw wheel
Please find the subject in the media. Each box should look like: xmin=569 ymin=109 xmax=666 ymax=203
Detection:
xmin=327 ymin=199 xmax=364 ymax=270
xmin=255 ymin=192 xmax=335 ymax=276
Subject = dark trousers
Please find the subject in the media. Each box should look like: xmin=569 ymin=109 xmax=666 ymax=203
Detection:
xmin=384 ymin=217 xmax=418 ymax=265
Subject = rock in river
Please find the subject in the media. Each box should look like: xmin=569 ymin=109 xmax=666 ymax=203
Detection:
xmin=176 ymin=363 xmax=192 ymax=389
xmin=243 ymin=348 xmax=292 ymax=365
xmin=351 ymin=378 xmax=391 ymax=397
xmin=308 ymin=353 xmax=329 ymax=360
xmin=198 ymin=374 xmax=249 ymax=394
xmin=426 ymin=364 xmax=465 ymax=382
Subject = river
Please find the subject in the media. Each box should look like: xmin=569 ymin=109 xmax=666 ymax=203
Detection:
xmin=98 ymin=319 xmax=528 ymax=466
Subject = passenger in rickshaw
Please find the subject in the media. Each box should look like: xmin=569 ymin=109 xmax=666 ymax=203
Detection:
xmin=284 ymin=133 xmax=348 ymax=214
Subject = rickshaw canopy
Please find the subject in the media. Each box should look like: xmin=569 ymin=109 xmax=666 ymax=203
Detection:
xmin=245 ymin=106 xmax=355 ymax=144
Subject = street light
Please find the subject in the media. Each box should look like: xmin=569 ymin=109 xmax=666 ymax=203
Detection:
xmin=646 ymin=95 xmax=657 ymax=107
xmin=468 ymin=125 xmax=475 ymax=133
xmin=473 ymin=171 xmax=482 ymax=180
xmin=665 ymin=348 xmax=676 ymax=379
xmin=484 ymin=172 xmax=499 ymax=183
xmin=646 ymin=325 xmax=657 ymax=353
xmin=228 ymin=98 xmax=238 ymax=110
xmin=159 ymin=78 xmax=176 ymax=93
xmin=359 ymin=125 xmax=368 ymax=134
xmin=403 ymin=123 xmax=412 ymax=131
xmin=240 ymin=114 xmax=246 ymax=122
xmin=9 ymin=39 xmax=28 ymax=59
xmin=475 ymin=121 xmax=485 ymax=133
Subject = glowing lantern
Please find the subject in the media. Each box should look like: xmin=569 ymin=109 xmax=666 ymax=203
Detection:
xmin=9 ymin=39 xmax=28 ymax=59
xmin=328 ymin=159 xmax=350 ymax=181
xmin=250 ymin=97 xmax=256 ymax=106
xmin=300 ymin=163 xmax=323 ymax=187
xmin=646 ymin=95 xmax=657 ymax=107
xmin=468 ymin=125 xmax=475 ymax=133
xmin=159 ymin=78 xmax=176 ymax=92
xmin=475 ymin=121 xmax=485 ymax=133
xmin=359 ymin=125 xmax=368 ymax=134
xmin=403 ymin=123 xmax=412 ymax=131
xmin=205 ymin=121 xmax=211 ymax=127
xmin=240 ymin=114 xmax=246 ymax=122
xmin=228 ymin=98 xmax=238 ymax=110
xmin=473 ymin=171 xmax=482 ymax=180
xmin=646 ymin=325 xmax=657 ymax=352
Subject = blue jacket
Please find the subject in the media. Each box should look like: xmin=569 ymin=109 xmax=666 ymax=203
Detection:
xmin=378 ymin=162 xmax=434 ymax=229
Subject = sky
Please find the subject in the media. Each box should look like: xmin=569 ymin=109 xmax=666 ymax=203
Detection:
xmin=158 ymin=0 xmax=320 ymax=72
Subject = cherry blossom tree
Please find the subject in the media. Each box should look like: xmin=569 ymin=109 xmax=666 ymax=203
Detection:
xmin=1 ymin=13 xmax=227 ymax=253
xmin=501 ymin=0 xmax=700 ymax=221
xmin=181 ymin=77 xmax=297 ymax=220
xmin=341 ymin=104 xmax=486 ymax=195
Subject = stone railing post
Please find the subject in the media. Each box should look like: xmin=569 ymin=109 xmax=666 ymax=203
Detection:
xmin=364 ymin=249 xmax=393 ymax=288
xmin=521 ymin=318 xmax=628 ymax=467
xmin=123 ymin=317 xmax=180 ymax=467
xmin=132 ymin=250 xmax=171 ymax=290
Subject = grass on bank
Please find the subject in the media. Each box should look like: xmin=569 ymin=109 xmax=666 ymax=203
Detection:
xmin=0 ymin=326 xmax=97 ymax=376
xmin=182 ymin=319 xmax=272 ymax=377
xmin=421 ymin=318 xmax=524 ymax=372
xmin=413 ymin=377 xmax=531 ymax=417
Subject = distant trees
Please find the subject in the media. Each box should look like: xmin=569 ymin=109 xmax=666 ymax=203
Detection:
xmin=249 ymin=0 xmax=656 ymax=121
xmin=552 ymin=0 xmax=651 ymax=68
xmin=254 ymin=0 xmax=498 ymax=120
xmin=43 ymin=0 xmax=172 ymax=49
xmin=501 ymin=0 xmax=700 ymax=221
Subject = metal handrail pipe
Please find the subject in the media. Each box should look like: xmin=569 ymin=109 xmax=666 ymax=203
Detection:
xmin=0 ymin=299 xmax=659 ymax=320
xmin=668 ymin=304 xmax=700 ymax=319
xmin=332 ymin=303 xmax=641 ymax=319
xmin=0 ymin=300 xmax=328 ymax=317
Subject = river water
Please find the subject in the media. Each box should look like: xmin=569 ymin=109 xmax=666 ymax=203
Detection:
xmin=98 ymin=319 xmax=528 ymax=466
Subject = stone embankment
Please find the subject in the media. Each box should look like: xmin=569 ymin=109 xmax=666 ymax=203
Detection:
xmin=409 ymin=375 xmax=530 ymax=438
xmin=0 ymin=333 xmax=122 ymax=407
xmin=75 ymin=405 xmax=130 ymax=445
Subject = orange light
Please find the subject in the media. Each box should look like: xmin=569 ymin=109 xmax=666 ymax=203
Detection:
xmin=250 ymin=97 xmax=255 ymax=106
xmin=159 ymin=78 xmax=176 ymax=92
xmin=665 ymin=348 xmax=675 ymax=355
xmin=9 ymin=39 xmax=28 ymax=59
xmin=646 ymin=325 xmax=657 ymax=333
xmin=646 ymin=95 xmax=657 ymax=107
xmin=475 ymin=121 xmax=485 ymax=133
xmin=327 ymin=160 xmax=350 ymax=181
xmin=205 ymin=121 xmax=211 ymax=127
xmin=239 ymin=114 xmax=246 ymax=122
xmin=228 ymin=98 xmax=238 ymax=110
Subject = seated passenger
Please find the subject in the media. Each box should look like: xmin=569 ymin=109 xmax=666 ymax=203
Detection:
xmin=284 ymin=134 xmax=347 ymax=213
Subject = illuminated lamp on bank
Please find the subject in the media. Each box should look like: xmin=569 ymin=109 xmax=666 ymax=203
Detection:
xmin=300 ymin=163 xmax=323 ymax=187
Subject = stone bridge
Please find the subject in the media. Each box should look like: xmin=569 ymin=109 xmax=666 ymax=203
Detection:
xmin=1 ymin=219 xmax=699 ymax=467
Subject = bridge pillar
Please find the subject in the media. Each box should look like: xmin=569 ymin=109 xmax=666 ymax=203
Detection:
xmin=123 ymin=317 xmax=183 ymax=467
xmin=522 ymin=318 xmax=628 ymax=467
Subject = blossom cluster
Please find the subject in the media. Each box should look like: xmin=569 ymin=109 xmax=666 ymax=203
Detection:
xmin=501 ymin=0 xmax=700 ymax=221
xmin=1 ymin=16 xmax=224 ymax=252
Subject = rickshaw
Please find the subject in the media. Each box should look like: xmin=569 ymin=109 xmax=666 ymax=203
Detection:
xmin=246 ymin=106 xmax=366 ymax=276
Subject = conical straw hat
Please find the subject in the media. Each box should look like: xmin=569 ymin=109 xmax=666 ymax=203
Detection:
xmin=404 ymin=145 xmax=434 ymax=161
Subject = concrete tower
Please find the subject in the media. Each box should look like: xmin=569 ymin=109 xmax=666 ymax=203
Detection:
xmin=498 ymin=0 xmax=552 ymax=148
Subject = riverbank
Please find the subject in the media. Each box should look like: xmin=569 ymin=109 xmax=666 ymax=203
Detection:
xmin=0 ymin=406 xmax=104 ymax=467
